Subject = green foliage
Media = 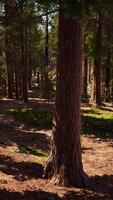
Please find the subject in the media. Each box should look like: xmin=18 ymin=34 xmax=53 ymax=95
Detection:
xmin=7 ymin=108 xmax=53 ymax=129
xmin=84 ymin=31 xmax=95 ymax=59
xmin=49 ymin=14 xmax=58 ymax=60
xmin=37 ymin=0 xmax=113 ymax=19
xmin=18 ymin=144 xmax=48 ymax=157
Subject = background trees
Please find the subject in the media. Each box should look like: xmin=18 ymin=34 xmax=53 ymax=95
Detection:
xmin=1 ymin=1 xmax=113 ymax=104
xmin=0 ymin=0 xmax=57 ymax=101
xmin=0 ymin=0 xmax=113 ymax=188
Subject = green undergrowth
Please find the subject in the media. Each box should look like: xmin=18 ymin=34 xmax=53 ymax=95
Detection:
xmin=82 ymin=107 xmax=113 ymax=137
xmin=7 ymin=106 xmax=113 ymax=138
xmin=7 ymin=108 xmax=53 ymax=129
xmin=18 ymin=144 xmax=48 ymax=158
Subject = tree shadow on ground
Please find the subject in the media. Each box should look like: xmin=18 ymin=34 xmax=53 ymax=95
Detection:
xmin=0 ymin=98 xmax=54 ymax=113
xmin=0 ymin=190 xmax=61 ymax=200
xmin=90 ymin=174 xmax=113 ymax=196
xmin=63 ymin=175 xmax=113 ymax=200
xmin=0 ymin=174 xmax=113 ymax=200
xmin=0 ymin=155 xmax=43 ymax=181
xmin=0 ymin=98 xmax=53 ymax=129
xmin=82 ymin=114 xmax=113 ymax=139
xmin=0 ymin=124 xmax=50 ymax=154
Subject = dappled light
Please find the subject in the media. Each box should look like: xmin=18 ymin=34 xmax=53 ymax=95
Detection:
xmin=0 ymin=155 xmax=43 ymax=181
xmin=0 ymin=0 xmax=113 ymax=199
xmin=0 ymin=100 xmax=113 ymax=199
xmin=82 ymin=107 xmax=113 ymax=138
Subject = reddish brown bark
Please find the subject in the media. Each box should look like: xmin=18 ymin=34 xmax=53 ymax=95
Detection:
xmin=44 ymin=9 xmax=87 ymax=187
xmin=5 ymin=40 xmax=14 ymax=99
xmin=42 ymin=13 xmax=49 ymax=100
xmin=105 ymin=50 xmax=111 ymax=101
xmin=5 ymin=0 xmax=15 ymax=99
xmin=21 ymin=25 xmax=28 ymax=103
xmin=83 ymin=57 xmax=88 ymax=99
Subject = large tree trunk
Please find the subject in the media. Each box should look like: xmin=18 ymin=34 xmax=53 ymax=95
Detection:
xmin=94 ymin=13 xmax=102 ymax=105
xmin=44 ymin=8 xmax=87 ymax=187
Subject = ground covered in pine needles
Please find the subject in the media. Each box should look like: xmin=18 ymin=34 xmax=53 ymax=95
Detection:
xmin=0 ymin=98 xmax=113 ymax=200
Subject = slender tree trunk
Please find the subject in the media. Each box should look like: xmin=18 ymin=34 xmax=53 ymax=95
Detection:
xmin=13 ymin=43 xmax=19 ymax=99
xmin=18 ymin=47 xmax=22 ymax=99
xmin=21 ymin=25 xmax=28 ymax=103
xmin=44 ymin=8 xmax=87 ymax=187
xmin=83 ymin=57 xmax=88 ymax=100
xmin=94 ymin=12 xmax=102 ymax=105
xmin=28 ymin=24 xmax=32 ymax=91
xmin=43 ymin=13 xmax=49 ymax=99
xmin=15 ymin=71 xmax=19 ymax=99
xmin=5 ymin=1 xmax=15 ymax=99
xmin=37 ymin=72 xmax=40 ymax=88
xmin=28 ymin=75 xmax=32 ymax=91
xmin=5 ymin=36 xmax=14 ymax=99
xmin=105 ymin=50 xmax=111 ymax=102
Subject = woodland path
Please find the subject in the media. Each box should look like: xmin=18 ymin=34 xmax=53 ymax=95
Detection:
xmin=0 ymin=95 xmax=113 ymax=200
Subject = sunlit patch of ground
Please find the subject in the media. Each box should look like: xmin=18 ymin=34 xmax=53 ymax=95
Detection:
xmin=0 ymin=100 xmax=113 ymax=200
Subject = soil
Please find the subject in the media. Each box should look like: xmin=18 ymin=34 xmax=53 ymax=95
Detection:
xmin=0 ymin=98 xmax=113 ymax=200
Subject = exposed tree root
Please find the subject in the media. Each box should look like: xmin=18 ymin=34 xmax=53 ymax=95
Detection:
xmin=43 ymin=156 xmax=90 ymax=188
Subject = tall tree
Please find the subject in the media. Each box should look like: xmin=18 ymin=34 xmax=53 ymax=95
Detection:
xmin=94 ymin=11 xmax=102 ymax=105
xmin=5 ymin=0 xmax=16 ymax=98
xmin=44 ymin=7 xmax=88 ymax=187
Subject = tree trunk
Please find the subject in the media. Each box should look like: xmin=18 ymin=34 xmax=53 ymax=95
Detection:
xmin=13 ymin=43 xmax=19 ymax=99
xmin=28 ymin=24 xmax=32 ymax=91
xmin=83 ymin=57 xmax=88 ymax=100
xmin=44 ymin=8 xmax=87 ymax=187
xmin=94 ymin=13 xmax=102 ymax=105
xmin=5 ymin=0 xmax=15 ymax=99
xmin=43 ymin=13 xmax=49 ymax=100
xmin=37 ymin=72 xmax=40 ymax=88
xmin=21 ymin=25 xmax=28 ymax=103
xmin=5 ymin=37 xmax=14 ymax=99
xmin=105 ymin=50 xmax=111 ymax=102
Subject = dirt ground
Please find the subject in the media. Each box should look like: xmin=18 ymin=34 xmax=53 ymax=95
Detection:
xmin=0 ymin=98 xmax=113 ymax=200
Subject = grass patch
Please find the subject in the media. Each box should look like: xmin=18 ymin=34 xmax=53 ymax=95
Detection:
xmin=82 ymin=107 xmax=113 ymax=137
xmin=18 ymin=144 xmax=48 ymax=157
xmin=7 ymin=108 xmax=53 ymax=129
xmin=7 ymin=106 xmax=113 ymax=138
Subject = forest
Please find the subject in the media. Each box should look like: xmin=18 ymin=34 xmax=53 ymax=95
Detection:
xmin=0 ymin=0 xmax=113 ymax=200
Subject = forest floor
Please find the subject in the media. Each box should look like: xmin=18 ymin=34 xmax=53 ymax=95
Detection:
xmin=0 ymin=95 xmax=113 ymax=200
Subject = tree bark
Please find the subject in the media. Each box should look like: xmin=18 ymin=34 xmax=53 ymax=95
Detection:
xmin=105 ymin=50 xmax=111 ymax=102
xmin=28 ymin=24 xmax=32 ymax=91
xmin=43 ymin=13 xmax=49 ymax=100
xmin=83 ymin=57 xmax=88 ymax=99
xmin=21 ymin=25 xmax=28 ymax=103
xmin=94 ymin=13 xmax=102 ymax=105
xmin=44 ymin=8 xmax=87 ymax=187
xmin=37 ymin=72 xmax=40 ymax=88
xmin=5 ymin=35 xmax=14 ymax=99
xmin=13 ymin=42 xmax=19 ymax=99
xmin=5 ymin=0 xmax=15 ymax=99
